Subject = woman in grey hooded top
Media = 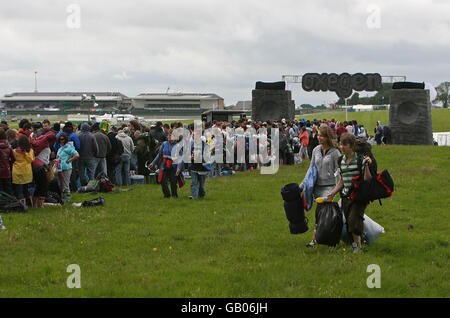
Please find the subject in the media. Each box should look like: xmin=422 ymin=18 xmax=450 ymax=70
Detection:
xmin=115 ymin=127 xmax=135 ymax=186
xmin=305 ymin=125 xmax=341 ymax=248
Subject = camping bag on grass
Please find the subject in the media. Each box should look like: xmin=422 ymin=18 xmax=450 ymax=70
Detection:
xmin=281 ymin=183 xmax=308 ymax=234
xmin=82 ymin=197 xmax=105 ymax=207
xmin=0 ymin=191 xmax=28 ymax=213
xmin=315 ymin=202 xmax=343 ymax=246
xmin=96 ymin=172 xmax=114 ymax=192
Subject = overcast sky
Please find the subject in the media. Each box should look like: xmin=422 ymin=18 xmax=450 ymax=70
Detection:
xmin=0 ymin=0 xmax=449 ymax=106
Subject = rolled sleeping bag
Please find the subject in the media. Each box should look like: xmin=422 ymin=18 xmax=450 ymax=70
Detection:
xmin=281 ymin=183 xmax=308 ymax=234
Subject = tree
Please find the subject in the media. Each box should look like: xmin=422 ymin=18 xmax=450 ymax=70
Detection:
xmin=434 ymin=82 xmax=450 ymax=108
xmin=300 ymin=104 xmax=314 ymax=109
xmin=358 ymin=83 xmax=392 ymax=105
xmin=336 ymin=97 xmax=345 ymax=106
xmin=349 ymin=92 xmax=360 ymax=105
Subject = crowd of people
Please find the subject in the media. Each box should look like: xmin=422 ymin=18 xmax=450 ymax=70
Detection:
xmin=0 ymin=116 xmax=386 ymax=208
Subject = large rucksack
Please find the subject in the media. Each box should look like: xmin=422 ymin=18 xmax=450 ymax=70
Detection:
xmin=351 ymin=169 xmax=394 ymax=204
xmin=0 ymin=191 xmax=28 ymax=213
xmin=339 ymin=138 xmax=394 ymax=205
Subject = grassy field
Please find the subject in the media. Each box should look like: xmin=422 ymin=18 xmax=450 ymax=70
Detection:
xmin=298 ymin=108 xmax=450 ymax=134
xmin=0 ymin=144 xmax=449 ymax=298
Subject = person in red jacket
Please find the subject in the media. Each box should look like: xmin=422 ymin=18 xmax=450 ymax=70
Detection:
xmin=298 ymin=127 xmax=309 ymax=162
xmin=335 ymin=121 xmax=348 ymax=143
xmin=0 ymin=128 xmax=16 ymax=195
xmin=31 ymin=129 xmax=56 ymax=207
xmin=18 ymin=122 xmax=32 ymax=141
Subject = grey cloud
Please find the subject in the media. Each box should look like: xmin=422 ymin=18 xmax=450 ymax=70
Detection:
xmin=0 ymin=0 xmax=449 ymax=106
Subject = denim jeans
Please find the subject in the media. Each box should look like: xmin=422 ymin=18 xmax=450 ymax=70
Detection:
xmin=79 ymin=158 xmax=97 ymax=186
xmin=130 ymin=152 xmax=137 ymax=171
xmin=115 ymin=154 xmax=131 ymax=186
xmin=209 ymin=162 xmax=222 ymax=178
xmin=94 ymin=157 xmax=108 ymax=177
xmin=190 ymin=171 xmax=207 ymax=199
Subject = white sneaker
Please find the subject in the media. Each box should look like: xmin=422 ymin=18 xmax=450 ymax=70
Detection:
xmin=352 ymin=242 xmax=363 ymax=254
xmin=0 ymin=225 xmax=6 ymax=230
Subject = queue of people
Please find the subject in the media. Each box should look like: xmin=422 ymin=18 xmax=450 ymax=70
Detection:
xmin=0 ymin=115 xmax=384 ymax=210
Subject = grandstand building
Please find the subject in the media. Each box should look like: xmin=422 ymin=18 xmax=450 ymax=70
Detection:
xmin=132 ymin=93 xmax=224 ymax=116
xmin=0 ymin=92 xmax=128 ymax=113
xmin=0 ymin=91 xmax=225 ymax=118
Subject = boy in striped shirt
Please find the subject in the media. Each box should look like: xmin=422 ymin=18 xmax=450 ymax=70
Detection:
xmin=327 ymin=133 xmax=373 ymax=254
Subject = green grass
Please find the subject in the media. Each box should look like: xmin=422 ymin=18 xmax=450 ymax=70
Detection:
xmin=1 ymin=145 xmax=449 ymax=298
xmin=298 ymin=108 xmax=450 ymax=133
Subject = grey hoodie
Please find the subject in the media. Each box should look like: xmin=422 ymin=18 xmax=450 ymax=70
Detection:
xmin=309 ymin=145 xmax=341 ymax=186
xmin=78 ymin=123 xmax=99 ymax=159
xmin=116 ymin=132 xmax=135 ymax=156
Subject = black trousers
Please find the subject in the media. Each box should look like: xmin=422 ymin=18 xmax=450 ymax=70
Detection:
xmin=161 ymin=167 xmax=178 ymax=198
xmin=107 ymin=160 xmax=118 ymax=185
xmin=0 ymin=178 xmax=13 ymax=196
xmin=32 ymin=165 xmax=48 ymax=197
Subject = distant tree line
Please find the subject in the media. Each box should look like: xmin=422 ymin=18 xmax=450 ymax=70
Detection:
xmin=333 ymin=81 xmax=449 ymax=108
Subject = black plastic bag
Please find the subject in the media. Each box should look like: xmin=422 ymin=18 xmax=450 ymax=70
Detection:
xmin=315 ymin=202 xmax=343 ymax=246
xmin=82 ymin=197 xmax=105 ymax=207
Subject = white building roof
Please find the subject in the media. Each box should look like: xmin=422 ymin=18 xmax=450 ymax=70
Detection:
xmin=1 ymin=92 xmax=126 ymax=102
xmin=1 ymin=96 xmax=121 ymax=102
xmin=134 ymin=93 xmax=223 ymax=100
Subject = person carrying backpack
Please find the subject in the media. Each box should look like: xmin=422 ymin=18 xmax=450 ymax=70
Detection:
xmin=327 ymin=133 xmax=376 ymax=254
xmin=149 ymin=129 xmax=184 ymax=198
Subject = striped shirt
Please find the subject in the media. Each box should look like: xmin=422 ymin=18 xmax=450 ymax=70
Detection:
xmin=340 ymin=153 xmax=359 ymax=195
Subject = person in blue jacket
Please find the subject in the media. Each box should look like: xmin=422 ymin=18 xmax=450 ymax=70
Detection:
xmin=54 ymin=121 xmax=80 ymax=151
xmin=149 ymin=129 xmax=184 ymax=198
xmin=56 ymin=133 xmax=80 ymax=204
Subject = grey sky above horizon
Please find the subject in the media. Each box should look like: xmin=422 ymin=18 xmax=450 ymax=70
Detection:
xmin=0 ymin=0 xmax=449 ymax=106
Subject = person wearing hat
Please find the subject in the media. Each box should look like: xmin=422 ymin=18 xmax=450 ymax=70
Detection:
xmin=78 ymin=123 xmax=99 ymax=186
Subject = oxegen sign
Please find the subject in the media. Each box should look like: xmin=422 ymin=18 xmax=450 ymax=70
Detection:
xmin=301 ymin=73 xmax=382 ymax=99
